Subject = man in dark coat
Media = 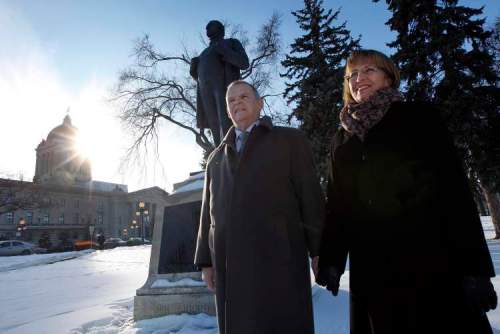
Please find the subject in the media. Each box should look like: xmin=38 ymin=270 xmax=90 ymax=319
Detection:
xmin=194 ymin=80 xmax=325 ymax=334
xmin=190 ymin=20 xmax=249 ymax=146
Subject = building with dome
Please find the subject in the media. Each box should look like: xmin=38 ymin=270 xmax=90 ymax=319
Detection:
xmin=0 ymin=115 xmax=170 ymax=248
xmin=34 ymin=115 xmax=92 ymax=185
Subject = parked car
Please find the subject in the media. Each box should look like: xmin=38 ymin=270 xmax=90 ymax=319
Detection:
xmin=0 ymin=240 xmax=46 ymax=256
xmin=126 ymin=237 xmax=151 ymax=246
xmin=103 ymin=237 xmax=127 ymax=249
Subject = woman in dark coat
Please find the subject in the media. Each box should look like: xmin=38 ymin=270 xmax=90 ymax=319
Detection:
xmin=317 ymin=49 xmax=497 ymax=333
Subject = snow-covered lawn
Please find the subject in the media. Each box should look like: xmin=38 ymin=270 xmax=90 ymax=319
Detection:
xmin=0 ymin=246 xmax=151 ymax=334
xmin=0 ymin=217 xmax=499 ymax=333
xmin=0 ymin=249 xmax=94 ymax=272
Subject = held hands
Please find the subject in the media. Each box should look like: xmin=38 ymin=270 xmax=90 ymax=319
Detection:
xmin=463 ymin=276 xmax=497 ymax=313
xmin=316 ymin=265 xmax=341 ymax=296
xmin=202 ymin=267 xmax=215 ymax=291
xmin=311 ymin=256 xmax=319 ymax=278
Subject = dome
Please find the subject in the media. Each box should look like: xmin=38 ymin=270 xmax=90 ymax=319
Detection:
xmin=34 ymin=114 xmax=92 ymax=185
xmin=46 ymin=115 xmax=78 ymax=143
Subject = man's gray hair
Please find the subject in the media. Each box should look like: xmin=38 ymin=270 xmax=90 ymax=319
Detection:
xmin=226 ymin=80 xmax=261 ymax=99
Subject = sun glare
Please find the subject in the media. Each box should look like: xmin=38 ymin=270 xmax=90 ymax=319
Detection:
xmin=75 ymin=131 xmax=94 ymax=162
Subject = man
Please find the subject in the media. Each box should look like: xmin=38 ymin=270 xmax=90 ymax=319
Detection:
xmin=190 ymin=20 xmax=249 ymax=146
xmin=194 ymin=80 xmax=325 ymax=334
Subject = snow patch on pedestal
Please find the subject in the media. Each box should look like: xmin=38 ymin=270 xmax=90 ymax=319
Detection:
xmin=151 ymin=278 xmax=205 ymax=288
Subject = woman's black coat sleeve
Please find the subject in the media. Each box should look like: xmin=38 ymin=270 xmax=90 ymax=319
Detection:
xmin=417 ymin=103 xmax=494 ymax=277
xmin=319 ymin=131 xmax=349 ymax=274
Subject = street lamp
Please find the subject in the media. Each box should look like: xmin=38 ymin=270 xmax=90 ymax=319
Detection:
xmin=89 ymin=224 xmax=95 ymax=249
xmin=131 ymin=220 xmax=138 ymax=237
xmin=135 ymin=201 xmax=149 ymax=243
xmin=17 ymin=218 xmax=27 ymax=240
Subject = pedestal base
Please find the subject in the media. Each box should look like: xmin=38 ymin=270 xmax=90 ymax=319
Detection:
xmin=133 ymin=272 xmax=216 ymax=321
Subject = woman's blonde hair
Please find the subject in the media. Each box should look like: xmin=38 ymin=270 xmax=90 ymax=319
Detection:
xmin=343 ymin=49 xmax=400 ymax=106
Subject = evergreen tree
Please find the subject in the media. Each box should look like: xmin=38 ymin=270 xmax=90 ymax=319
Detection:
xmin=281 ymin=0 xmax=360 ymax=183
xmin=485 ymin=17 xmax=499 ymax=76
xmin=376 ymin=0 xmax=500 ymax=236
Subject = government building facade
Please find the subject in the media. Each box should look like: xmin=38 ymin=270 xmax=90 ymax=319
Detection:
xmin=0 ymin=115 xmax=169 ymax=247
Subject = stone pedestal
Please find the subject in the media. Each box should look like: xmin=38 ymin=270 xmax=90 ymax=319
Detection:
xmin=133 ymin=172 xmax=215 ymax=321
xmin=134 ymin=272 xmax=215 ymax=321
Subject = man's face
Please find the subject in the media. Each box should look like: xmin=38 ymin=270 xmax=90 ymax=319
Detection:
xmin=226 ymin=84 xmax=262 ymax=130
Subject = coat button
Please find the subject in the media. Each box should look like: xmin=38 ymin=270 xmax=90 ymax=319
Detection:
xmin=368 ymin=199 xmax=372 ymax=205
xmin=362 ymin=154 xmax=366 ymax=161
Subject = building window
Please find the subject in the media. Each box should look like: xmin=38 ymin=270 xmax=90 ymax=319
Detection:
xmin=61 ymin=199 xmax=66 ymax=207
xmin=73 ymin=213 xmax=79 ymax=224
xmin=97 ymin=213 xmax=103 ymax=225
xmin=25 ymin=211 xmax=33 ymax=224
xmin=43 ymin=213 xmax=49 ymax=225
xmin=75 ymin=200 xmax=79 ymax=208
xmin=6 ymin=212 xmax=14 ymax=224
xmin=97 ymin=201 xmax=104 ymax=211
xmin=58 ymin=214 xmax=64 ymax=224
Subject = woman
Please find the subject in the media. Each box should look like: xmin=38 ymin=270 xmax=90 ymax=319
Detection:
xmin=317 ymin=49 xmax=497 ymax=333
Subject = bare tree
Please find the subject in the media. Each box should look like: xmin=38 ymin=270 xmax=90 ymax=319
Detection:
xmin=111 ymin=13 xmax=283 ymax=167
xmin=0 ymin=178 xmax=49 ymax=215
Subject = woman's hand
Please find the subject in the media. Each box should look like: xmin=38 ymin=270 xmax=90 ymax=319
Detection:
xmin=316 ymin=265 xmax=341 ymax=296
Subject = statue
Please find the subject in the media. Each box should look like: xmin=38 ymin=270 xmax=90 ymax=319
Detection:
xmin=190 ymin=20 xmax=249 ymax=146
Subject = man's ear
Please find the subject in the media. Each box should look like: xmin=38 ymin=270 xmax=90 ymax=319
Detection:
xmin=257 ymin=97 xmax=264 ymax=111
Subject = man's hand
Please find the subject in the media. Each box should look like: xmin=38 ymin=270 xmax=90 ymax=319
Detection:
xmin=202 ymin=267 xmax=215 ymax=291
xmin=311 ymin=256 xmax=319 ymax=279
xmin=189 ymin=57 xmax=199 ymax=80
xmin=463 ymin=277 xmax=497 ymax=313
xmin=316 ymin=265 xmax=341 ymax=296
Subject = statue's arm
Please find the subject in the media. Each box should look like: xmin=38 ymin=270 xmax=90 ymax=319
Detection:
xmin=190 ymin=56 xmax=199 ymax=80
xmin=216 ymin=39 xmax=249 ymax=70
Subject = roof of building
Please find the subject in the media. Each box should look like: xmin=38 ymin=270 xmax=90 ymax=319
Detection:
xmin=46 ymin=115 xmax=78 ymax=143
xmin=171 ymin=171 xmax=204 ymax=194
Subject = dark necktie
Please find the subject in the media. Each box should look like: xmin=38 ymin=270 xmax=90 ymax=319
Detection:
xmin=237 ymin=131 xmax=249 ymax=154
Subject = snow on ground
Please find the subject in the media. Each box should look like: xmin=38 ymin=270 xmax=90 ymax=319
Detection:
xmin=0 ymin=249 xmax=94 ymax=272
xmin=0 ymin=246 xmax=150 ymax=334
xmin=483 ymin=216 xmax=496 ymax=240
xmin=1 ymin=217 xmax=499 ymax=333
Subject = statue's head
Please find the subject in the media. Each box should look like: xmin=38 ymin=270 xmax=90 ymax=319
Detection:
xmin=206 ymin=20 xmax=225 ymax=40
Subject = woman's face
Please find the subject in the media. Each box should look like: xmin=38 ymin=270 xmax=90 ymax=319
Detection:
xmin=347 ymin=62 xmax=392 ymax=103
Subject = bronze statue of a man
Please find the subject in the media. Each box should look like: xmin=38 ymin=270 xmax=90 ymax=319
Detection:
xmin=190 ymin=20 xmax=249 ymax=146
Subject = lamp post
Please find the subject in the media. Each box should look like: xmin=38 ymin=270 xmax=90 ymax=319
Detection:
xmin=131 ymin=220 xmax=138 ymax=237
xmin=17 ymin=218 xmax=27 ymax=240
xmin=135 ymin=201 xmax=149 ymax=243
xmin=89 ymin=224 xmax=95 ymax=249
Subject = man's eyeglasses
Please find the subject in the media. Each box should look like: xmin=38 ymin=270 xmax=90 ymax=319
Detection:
xmin=345 ymin=66 xmax=382 ymax=82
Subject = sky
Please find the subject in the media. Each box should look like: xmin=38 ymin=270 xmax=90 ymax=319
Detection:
xmin=0 ymin=0 xmax=498 ymax=192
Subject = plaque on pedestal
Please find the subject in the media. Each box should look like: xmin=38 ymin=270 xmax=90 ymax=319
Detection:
xmin=134 ymin=172 xmax=215 ymax=321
